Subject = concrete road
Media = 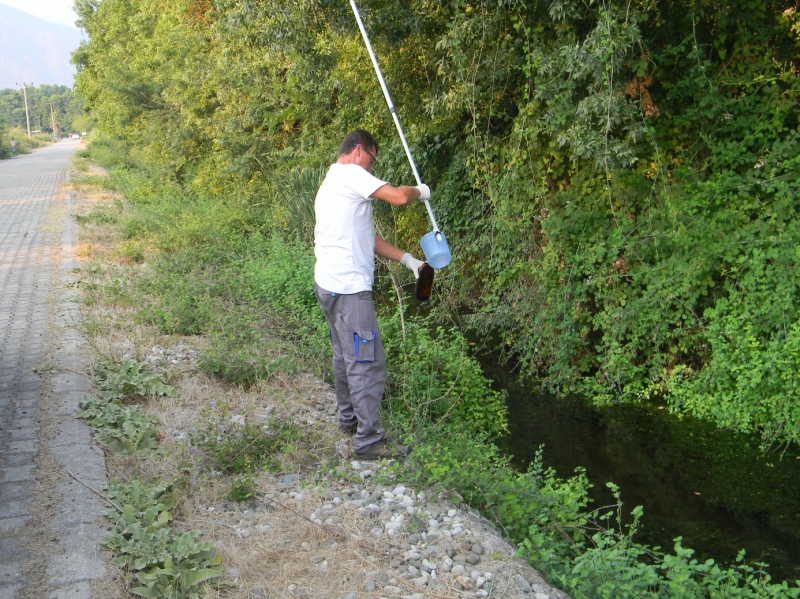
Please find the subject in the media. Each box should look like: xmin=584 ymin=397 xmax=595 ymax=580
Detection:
xmin=0 ymin=140 xmax=107 ymax=599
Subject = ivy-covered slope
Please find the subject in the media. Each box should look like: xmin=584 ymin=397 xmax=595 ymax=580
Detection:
xmin=73 ymin=0 xmax=800 ymax=444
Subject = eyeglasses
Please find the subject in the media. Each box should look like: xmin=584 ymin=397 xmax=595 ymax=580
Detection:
xmin=354 ymin=143 xmax=377 ymax=167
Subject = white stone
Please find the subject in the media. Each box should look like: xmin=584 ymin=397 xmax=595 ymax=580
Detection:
xmin=287 ymin=584 xmax=297 ymax=591
xmin=383 ymin=586 xmax=402 ymax=594
xmin=447 ymin=509 xmax=457 ymax=517
xmin=351 ymin=461 xmax=362 ymax=470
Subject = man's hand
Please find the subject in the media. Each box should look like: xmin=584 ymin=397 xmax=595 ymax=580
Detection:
xmin=400 ymin=253 xmax=426 ymax=279
xmin=415 ymin=184 xmax=431 ymax=201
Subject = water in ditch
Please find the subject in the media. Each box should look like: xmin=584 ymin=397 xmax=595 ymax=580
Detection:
xmin=488 ymin=369 xmax=800 ymax=584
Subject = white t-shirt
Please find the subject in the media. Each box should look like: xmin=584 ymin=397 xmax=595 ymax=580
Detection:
xmin=314 ymin=163 xmax=388 ymax=294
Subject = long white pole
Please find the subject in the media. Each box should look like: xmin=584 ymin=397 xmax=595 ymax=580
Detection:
xmin=348 ymin=0 xmax=441 ymax=234
xmin=17 ymin=84 xmax=31 ymax=140
xmin=48 ymin=102 xmax=57 ymax=141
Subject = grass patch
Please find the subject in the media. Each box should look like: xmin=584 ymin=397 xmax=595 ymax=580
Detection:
xmin=190 ymin=407 xmax=304 ymax=475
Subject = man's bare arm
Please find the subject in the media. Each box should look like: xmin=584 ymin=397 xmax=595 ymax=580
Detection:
xmin=371 ymin=184 xmax=421 ymax=206
xmin=374 ymin=235 xmax=405 ymax=261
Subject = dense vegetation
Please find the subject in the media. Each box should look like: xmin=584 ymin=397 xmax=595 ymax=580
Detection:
xmin=72 ymin=0 xmax=800 ymax=593
xmin=74 ymin=0 xmax=800 ymax=447
xmin=78 ymin=149 xmax=799 ymax=596
xmin=0 ymin=85 xmax=91 ymax=157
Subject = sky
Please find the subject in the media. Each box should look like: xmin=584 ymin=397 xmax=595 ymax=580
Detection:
xmin=0 ymin=0 xmax=77 ymax=28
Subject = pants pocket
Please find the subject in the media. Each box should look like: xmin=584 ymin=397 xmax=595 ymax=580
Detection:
xmin=354 ymin=330 xmax=377 ymax=362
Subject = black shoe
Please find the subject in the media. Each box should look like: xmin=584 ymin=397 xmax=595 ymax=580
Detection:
xmin=338 ymin=422 xmax=357 ymax=435
xmin=355 ymin=439 xmax=411 ymax=461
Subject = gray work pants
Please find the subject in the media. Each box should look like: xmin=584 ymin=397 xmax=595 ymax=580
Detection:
xmin=315 ymin=283 xmax=386 ymax=451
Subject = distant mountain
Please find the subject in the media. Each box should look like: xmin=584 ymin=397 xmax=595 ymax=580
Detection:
xmin=0 ymin=3 xmax=82 ymax=89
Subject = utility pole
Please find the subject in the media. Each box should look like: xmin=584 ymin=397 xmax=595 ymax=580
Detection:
xmin=15 ymin=82 xmax=32 ymax=140
xmin=47 ymin=102 xmax=58 ymax=141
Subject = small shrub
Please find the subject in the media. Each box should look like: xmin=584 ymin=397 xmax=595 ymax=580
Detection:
xmin=382 ymin=314 xmax=508 ymax=437
xmin=226 ymin=474 xmax=257 ymax=502
xmin=190 ymin=410 xmax=303 ymax=474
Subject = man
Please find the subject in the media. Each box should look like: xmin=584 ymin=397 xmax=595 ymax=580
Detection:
xmin=314 ymin=130 xmax=429 ymax=460
xmin=10 ymin=138 xmax=17 ymax=157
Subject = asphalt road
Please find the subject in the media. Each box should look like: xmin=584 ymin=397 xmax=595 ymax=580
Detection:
xmin=0 ymin=139 xmax=107 ymax=599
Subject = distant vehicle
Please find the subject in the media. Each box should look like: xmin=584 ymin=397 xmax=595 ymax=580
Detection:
xmin=71 ymin=134 xmax=80 ymax=139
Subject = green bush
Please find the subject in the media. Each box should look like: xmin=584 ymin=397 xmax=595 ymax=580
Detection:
xmin=381 ymin=313 xmax=508 ymax=437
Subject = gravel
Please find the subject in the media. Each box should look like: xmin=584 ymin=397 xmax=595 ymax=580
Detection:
xmin=242 ymin=456 xmax=571 ymax=599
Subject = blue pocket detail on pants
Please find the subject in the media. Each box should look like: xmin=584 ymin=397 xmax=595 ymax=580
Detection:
xmin=354 ymin=331 xmax=377 ymax=362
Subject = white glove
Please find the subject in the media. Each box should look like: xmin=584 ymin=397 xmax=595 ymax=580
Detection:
xmin=400 ymin=253 xmax=425 ymax=279
xmin=415 ymin=184 xmax=431 ymax=201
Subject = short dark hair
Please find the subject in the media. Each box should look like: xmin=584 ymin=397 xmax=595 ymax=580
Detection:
xmin=339 ymin=129 xmax=379 ymax=157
